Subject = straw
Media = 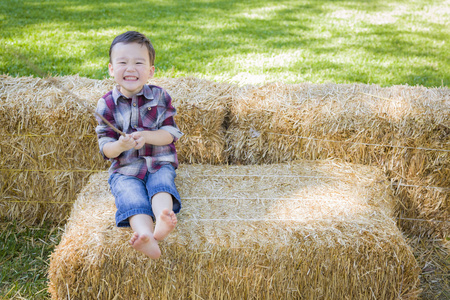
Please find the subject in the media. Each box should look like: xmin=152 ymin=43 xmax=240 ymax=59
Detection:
xmin=226 ymin=82 xmax=449 ymax=238
xmin=48 ymin=161 xmax=420 ymax=299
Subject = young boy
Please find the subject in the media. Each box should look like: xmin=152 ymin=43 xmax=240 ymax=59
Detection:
xmin=95 ymin=31 xmax=183 ymax=259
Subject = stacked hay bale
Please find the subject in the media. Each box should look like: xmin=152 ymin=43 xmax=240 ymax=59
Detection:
xmin=226 ymin=83 xmax=449 ymax=238
xmin=0 ymin=75 xmax=111 ymax=224
xmin=0 ymin=75 xmax=233 ymax=224
xmin=49 ymin=161 xmax=420 ymax=299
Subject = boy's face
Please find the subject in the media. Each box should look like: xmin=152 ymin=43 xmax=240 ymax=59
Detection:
xmin=108 ymin=42 xmax=155 ymax=98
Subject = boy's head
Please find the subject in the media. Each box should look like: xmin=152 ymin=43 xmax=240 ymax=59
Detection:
xmin=108 ymin=31 xmax=156 ymax=98
xmin=109 ymin=31 xmax=155 ymax=66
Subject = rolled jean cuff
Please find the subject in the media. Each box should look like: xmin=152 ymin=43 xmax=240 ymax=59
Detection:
xmin=116 ymin=208 xmax=154 ymax=227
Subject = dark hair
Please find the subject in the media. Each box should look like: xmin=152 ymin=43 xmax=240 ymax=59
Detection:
xmin=109 ymin=31 xmax=155 ymax=65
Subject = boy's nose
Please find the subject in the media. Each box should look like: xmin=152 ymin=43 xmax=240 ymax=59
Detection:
xmin=125 ymin=64 xmax=136 ymax=71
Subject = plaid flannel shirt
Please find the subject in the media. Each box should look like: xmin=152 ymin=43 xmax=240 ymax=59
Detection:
xmin=95 ymin=85 xmax=183 ymax=179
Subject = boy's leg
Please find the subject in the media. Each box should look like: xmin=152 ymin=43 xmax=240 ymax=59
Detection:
xmin=108 ymin=173 xmax=161 ymax=259
xmin=146 ymin=165 xmax=181 ymax=241
xmin=129 ymin=214 xmax=161 ymax=259
xmin=152 ymin=192 xmax=177 ymax=241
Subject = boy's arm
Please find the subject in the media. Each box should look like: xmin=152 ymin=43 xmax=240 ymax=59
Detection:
xmin=155 ymin=89 xmax=183 ymax=142
xmin=131 ymin=130 xmax=173 ymax=150
xmin=95 ymin=97 xmax=131 ymax=158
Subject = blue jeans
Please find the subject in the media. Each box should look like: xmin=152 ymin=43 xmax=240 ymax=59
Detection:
xmin=108 ymin=164 xmax=181 ymax=227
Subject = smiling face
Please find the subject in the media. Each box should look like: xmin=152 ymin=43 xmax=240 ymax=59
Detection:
xmin=108 ymin=42 xmax=155 ymax=98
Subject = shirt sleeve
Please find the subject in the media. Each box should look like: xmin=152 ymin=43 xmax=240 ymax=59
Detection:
xmin=158 ymin=89 xmax=184 ymax=142
xmin=95 ymin=97 xmax=119 ymax=158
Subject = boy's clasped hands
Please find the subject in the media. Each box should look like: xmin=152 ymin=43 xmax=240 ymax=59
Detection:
xmin=118 ymin=132 xmax=147 ymax=151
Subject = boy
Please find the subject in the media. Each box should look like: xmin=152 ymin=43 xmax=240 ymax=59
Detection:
xmin=95 ymin=31 xmax=183 ymax=259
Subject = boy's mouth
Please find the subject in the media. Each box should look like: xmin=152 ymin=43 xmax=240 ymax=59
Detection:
xmin=124 ymin=76 xmax=138 ymax=81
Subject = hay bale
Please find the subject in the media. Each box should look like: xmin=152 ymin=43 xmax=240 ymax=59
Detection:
xmin=0 ymin=75 xmax=232 ymax=224
xmin=0 ymin=75 xmax=111 ymax=224
xmin=48 ymin=160 xmax=420 ymax=299
xmin=227 ymin=83 xmax=449 ymax=237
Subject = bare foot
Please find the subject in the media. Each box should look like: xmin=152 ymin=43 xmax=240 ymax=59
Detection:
xmin=129 ymin=232 xmax=161 ymax=259
xmin=153 ymin=209 xmax=177 ymax=241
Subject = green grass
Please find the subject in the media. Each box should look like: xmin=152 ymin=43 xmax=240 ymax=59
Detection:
xmin=0 ymin=222 xmax=62 ymax=299
xmin=0 ymin=0 xmax=449 ymax=87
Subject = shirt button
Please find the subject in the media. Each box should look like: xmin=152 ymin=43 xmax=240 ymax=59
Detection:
xmin=133 ymin=103 xmax=137 ymax=107
xmin=148 ymin=107 xmax=152 ymax=111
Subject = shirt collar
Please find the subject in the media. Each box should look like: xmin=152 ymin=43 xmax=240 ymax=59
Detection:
xmin=112 ymin=84 xmax=154 ymax=105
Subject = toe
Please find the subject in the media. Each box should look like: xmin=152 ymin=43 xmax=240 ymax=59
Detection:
xmin=130 ymin=233 xmax=138 ymax=245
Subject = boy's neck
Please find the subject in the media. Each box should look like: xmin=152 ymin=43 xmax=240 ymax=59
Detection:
xmin=119 ymin=85 xmax=144 ymax=99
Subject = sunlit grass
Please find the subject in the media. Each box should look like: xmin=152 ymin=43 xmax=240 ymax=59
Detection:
xmin=0 ymin=0 xmax=448 ymax=87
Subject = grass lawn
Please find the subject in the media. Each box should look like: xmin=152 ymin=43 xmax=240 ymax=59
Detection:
xmin=1 ymin=0 xmax=449 ymax=87
xmin=0 ymin=0 xmax=449 ymax=299
xmin=0 ymin=222 xmax=62 ymax=299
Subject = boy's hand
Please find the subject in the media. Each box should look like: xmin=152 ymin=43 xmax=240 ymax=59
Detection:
xmin=118 ymin=134 xmax=137 ymax=151
xmin=131 ymin=131 xmax=146 ymax=150
xmin=102 ymin=134 xmax=138 ymax=159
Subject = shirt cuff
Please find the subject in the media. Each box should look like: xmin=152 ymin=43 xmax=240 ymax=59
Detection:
xmin=160 ymin=126 xmax=184 ymax=140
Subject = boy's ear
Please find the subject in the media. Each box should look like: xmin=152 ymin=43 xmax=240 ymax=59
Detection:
xmin=108 ymin=63 xmax=114 ymax=77
xmin=149 ymin=66 xmax=155 ymax=78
